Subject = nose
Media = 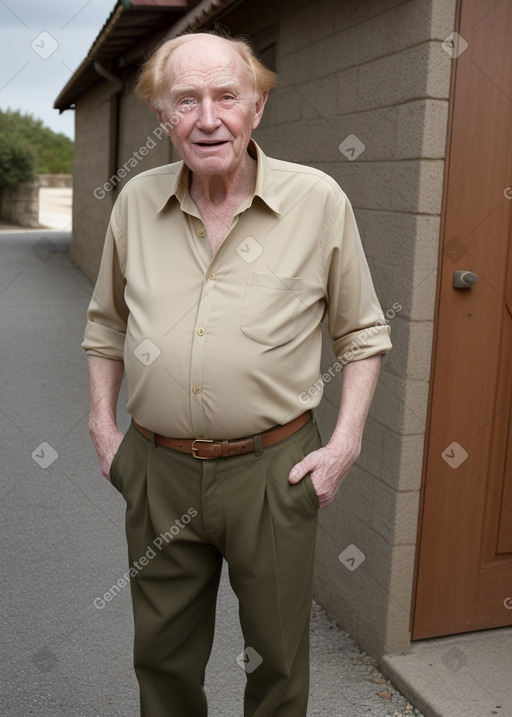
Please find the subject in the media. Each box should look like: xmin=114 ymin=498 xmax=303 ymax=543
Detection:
xmin=196 ymin=97 xmax=221 ymax=131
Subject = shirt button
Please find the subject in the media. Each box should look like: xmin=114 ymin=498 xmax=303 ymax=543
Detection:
xmin=193 ymin=385 xmax=201 ymax=394
xmin=197 ymin=228 xmax=206 ymax=237
xmin=207 ymin=272 xmax=216 ymax=280
xmin=197 ymin=327 xmax=205 ymax=336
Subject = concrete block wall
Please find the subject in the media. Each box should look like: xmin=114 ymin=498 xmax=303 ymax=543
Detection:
xmin=227 ymin=0 xmax=457 ymax=655
xmin=116 ymin=70 xmax=175 ymax=185
xmin=71 ymin=82 xmax=115 ymax=282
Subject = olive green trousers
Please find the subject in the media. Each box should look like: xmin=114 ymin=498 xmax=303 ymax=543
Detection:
xmin=110 ymin=415 xmax=321 ymax=717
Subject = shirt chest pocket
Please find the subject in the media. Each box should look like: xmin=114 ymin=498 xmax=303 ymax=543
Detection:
xmin=241 ymin=271 xmax=303 ymax=347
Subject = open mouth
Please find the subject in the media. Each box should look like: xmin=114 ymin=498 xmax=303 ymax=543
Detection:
xmin=194 ymin=141 xmax=227 ymax=147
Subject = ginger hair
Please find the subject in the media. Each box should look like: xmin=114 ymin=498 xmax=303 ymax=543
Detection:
xmin=134 ymin=32 xmax=278 ymax=109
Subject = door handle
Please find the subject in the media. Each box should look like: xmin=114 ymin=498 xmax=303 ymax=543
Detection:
xmin=453 ymin=270 xmax=478 ymax=288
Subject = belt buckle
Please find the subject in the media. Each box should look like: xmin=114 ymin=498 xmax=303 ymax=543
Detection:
xmin=192 ymin=438 xmax=215 ymax=459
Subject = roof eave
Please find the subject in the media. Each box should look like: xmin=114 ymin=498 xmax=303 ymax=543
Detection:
xmin=53 ymin=1 xmax=189 ymax=111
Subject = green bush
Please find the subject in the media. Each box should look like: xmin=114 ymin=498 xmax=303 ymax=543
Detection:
xmin=0 ymin=109 xmax=74 ymax=177
xmin=0 ymin=137 xmax=35 ymax=191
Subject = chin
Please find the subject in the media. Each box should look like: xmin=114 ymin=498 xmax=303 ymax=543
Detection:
xmin=192 ymin=158 xmax=234 ymax=175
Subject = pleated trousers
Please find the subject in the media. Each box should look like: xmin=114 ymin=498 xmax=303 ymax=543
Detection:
xmin=109 ymin=414 xmax=322 ymax=717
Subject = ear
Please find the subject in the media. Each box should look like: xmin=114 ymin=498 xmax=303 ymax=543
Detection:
xmin=252 ymin=90 xmax=269 ymax=130
xmin=148 ymin=102 xmax=173 ymax=138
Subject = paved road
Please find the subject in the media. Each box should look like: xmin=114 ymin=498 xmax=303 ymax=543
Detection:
xmin=38 ymin=187 xmax=72 ymax=231
xmin=0 ymin=229 xmax=422 ymax=716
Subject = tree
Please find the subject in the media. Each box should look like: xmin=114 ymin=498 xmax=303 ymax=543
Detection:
xmin=0 ymin=137 xmax=35 ymax=192
xmin=0 ymin=109 xmax=74 ymax=178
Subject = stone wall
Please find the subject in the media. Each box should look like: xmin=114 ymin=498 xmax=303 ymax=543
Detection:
xmin=0 ymin=174 xmax=73 ymax=228
xmin=39 ymin=174 xmax=72 ymax=188
xmin=0 ymin=180 xmax=41 ymax=228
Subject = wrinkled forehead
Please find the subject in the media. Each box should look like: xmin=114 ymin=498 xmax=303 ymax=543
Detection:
xmin=164 ymin=37 xmax=255 ymax=96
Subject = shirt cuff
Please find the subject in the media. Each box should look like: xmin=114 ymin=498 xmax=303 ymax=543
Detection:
xmin=82 ymin=322 xmax=126 ymax=361
xmin=333 ymin=324 xmax=392 ymax=365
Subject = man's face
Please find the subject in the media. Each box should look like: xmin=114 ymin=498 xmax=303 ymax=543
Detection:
xmin=155 ymin=36 xmax=267 ymax=179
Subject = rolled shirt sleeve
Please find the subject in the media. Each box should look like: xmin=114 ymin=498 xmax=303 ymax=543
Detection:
xmin=325 ymin=190 xmax=391 ymax=363
xmin=81 ymin=204 xmax=129 ymax=361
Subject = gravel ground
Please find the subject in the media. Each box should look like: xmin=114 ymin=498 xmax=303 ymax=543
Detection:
xmin=307 ymin=601 xmax=424 ymax=717
xmin=206 ymin=562 xmax=425 ymax=717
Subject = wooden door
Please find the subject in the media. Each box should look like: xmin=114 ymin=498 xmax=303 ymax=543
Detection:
xmin=411 ymin=0 xmax=512 ymax=640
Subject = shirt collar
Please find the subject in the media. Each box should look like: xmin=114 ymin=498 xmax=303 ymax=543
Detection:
xmin=156 ymin=139 xmax=280 ymax=216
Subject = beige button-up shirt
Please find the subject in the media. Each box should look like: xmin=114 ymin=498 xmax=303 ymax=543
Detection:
xmin=83 ymin=141 xmax=391 ymax=438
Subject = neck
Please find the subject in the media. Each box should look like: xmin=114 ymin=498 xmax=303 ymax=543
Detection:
xmin=190 ymin=152 xmax=257 ymax=207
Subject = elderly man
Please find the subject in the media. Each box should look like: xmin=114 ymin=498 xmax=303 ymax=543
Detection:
xmin=83 ymin=31 xmax=391 ymax=717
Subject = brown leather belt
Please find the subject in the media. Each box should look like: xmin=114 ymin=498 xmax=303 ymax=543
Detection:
xmin=132 ymin=411 xmax=310 ymax=459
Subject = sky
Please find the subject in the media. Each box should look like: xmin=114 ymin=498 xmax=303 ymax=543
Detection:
xmin=0 ymin=0 xmax=117 ymax=140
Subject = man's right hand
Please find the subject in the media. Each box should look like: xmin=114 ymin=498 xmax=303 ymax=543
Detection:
xmin=90 ymin=423 xmax=125 ymax=481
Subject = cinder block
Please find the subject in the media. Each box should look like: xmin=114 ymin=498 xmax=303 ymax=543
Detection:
xmin=353 ymin=43 xmax=445 ymax=113
xmin=378 ymin=160 xmax=443 ymax=215
xmin=425 ymin=37 xmax=454 ymax=99
xmin=357 ymin=208 xmax=416 ymax=265
xmin=332 ymin=160 xmax=427 ymax=214
xmin=430 ymin=0 xmax=457 ymax=39
xmin=409 ymin=215 xmax=442 ymax=321
xmin=117 ymin=82 xmax=172 ymax=173
xmin=369 ymin=370 xmax=428 ymax=436
xmin=337 ymin=108 xmax=401 ymax=162
xmin=280 ymin=0 xmax=436 ymax=82
xmin=339 ymin=464 xmax=378 ymax=530
xmin=417 ymin=160 xmax=445 ymax=214
xmin=71 ymin=82 xmax=113 ymax=281
xmin=278 ymin=0 xmax=343 ymax=58
xmin=407 ymin=321 xmax=434 ymax=380
xmin=348 ymin=210 xmax=440 ymax=324
xmin=356 ymin=416 xmax=388 ymax=480
xmin=227 ymin=0 xmax=297 ymax=38
xmin=376 ymin=314 xmax=408 ymax=381
xmin=372 ymin=481 xmax=421 ymax=546
xmin=285 ymin=74 xmax=340 ymax=123
xmin=420 ymin=99 xmax=450 ymax=157
xmin=379 ymin=430 xmax=424 ymax=492
xmin=260 ymin=87 xmax=303 ymax=127
xmin=380 ymin=545 xmax=418 ymax=653
xmin=384 ymin=317 xmax=434 ymax=381
xmin=400 ymin=434 xmax=427 ymax=492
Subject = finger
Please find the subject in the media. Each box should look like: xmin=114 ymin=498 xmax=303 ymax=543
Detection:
xmin=288 ymin=456 xmax=313 ymax=484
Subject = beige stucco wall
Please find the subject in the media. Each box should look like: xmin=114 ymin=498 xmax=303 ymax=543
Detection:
xmin=68 ymin=0 xmax=458 ymax=659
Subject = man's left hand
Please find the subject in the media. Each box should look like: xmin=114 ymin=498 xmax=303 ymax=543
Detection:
xmin=288 ymin=441 xmax=360 ymax=508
